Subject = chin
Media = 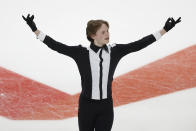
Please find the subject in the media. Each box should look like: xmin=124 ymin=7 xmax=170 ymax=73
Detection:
xmin=101 ymin=40 xmax=109 ymax=46
xmin=104 ymin=41 xmax=109 ymax=44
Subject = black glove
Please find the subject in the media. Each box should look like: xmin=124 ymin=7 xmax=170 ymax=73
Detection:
xmin=22 ymin=14 xmax=37 ymax=32
xmin=163 ymin=17 xmax=181 ymax=32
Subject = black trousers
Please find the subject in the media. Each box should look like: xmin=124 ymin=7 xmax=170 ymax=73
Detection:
xmin=78 ymin=95 xmax=114 ymax=131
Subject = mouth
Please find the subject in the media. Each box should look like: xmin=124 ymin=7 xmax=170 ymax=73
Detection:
xmin=105 ymin=38 xmax=109 ymax=40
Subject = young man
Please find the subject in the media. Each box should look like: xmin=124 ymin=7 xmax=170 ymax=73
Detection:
xmin=22 ymin=14 xmax=181 ymax=131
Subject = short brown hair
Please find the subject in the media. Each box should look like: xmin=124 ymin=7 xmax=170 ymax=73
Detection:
xmin=86 ymin=19 xmax=109 ymax=43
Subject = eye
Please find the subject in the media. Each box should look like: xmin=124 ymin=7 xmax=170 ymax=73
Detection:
xmin=102 ymin=30 xmax=109 ymax=34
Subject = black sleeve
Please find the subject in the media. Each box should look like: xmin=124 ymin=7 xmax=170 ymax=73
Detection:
xmin=42 ymin=35 xmax=82 ymax=60
xmin=114 ymin=34 xmax=156 ymax=58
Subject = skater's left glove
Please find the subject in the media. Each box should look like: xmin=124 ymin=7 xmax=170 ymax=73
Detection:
xmin=163 ymin=17 xmax=181 ymax=32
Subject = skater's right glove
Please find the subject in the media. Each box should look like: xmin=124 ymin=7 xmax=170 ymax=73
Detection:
xmin=22 ymin=14 xmax=37 ymax=32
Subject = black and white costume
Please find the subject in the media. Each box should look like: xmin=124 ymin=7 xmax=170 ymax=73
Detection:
xmin=37 ymin=30 xmax=162 ymax=131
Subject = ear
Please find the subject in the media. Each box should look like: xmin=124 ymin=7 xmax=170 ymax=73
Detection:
xmin=91 ymin=34 xmax=96 ymax=39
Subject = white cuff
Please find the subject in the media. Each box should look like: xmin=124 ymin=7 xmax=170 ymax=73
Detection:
xmin=153 ymin=30 xmax=162 ymax=41
xmin=36 ymin=31 xmax=46 ymax=42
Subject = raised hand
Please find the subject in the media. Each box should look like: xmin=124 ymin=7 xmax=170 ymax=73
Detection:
xmin=163 ymin=17 xmax=181 ymax=32
xmin=22 ymin=14 xmax=37 ymax=32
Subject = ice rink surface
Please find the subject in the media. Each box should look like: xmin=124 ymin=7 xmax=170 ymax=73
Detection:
xmin=1 ymin=87 xmax=196 ymax=131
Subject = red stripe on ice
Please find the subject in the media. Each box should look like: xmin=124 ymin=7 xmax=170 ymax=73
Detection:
xmin=0 ymin=44 xmax=196 ymax=120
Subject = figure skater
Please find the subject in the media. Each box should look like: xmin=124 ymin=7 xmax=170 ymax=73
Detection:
xmin=22 ymin=14 xmax=181 ymax=131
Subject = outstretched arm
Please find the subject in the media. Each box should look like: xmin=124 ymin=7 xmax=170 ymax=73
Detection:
xmin=112 ymin=17 xmax=181 ymax=58
xmin=35 ymin=30 xmax=82 ymax=59
xmin=114 ymin=30 xmax=161 ymax=58
xmin=22 ymin=14 xmax=82 ymax=59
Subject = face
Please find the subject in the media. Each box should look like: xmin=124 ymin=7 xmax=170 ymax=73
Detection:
xmin=91 ymin=24 xmax=110 ymax=47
